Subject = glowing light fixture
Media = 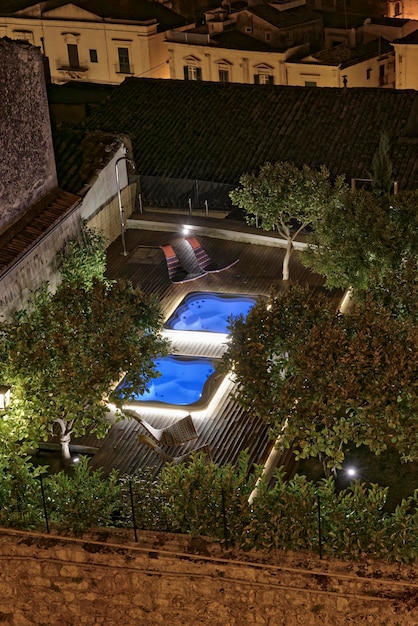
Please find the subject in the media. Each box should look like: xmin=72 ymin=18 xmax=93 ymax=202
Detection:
xmin=346 ymin=467 xmax=357 ymax=477
xmin=0 ymin=385 xmax=11 ymax=410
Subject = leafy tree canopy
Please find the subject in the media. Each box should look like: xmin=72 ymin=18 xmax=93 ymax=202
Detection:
xmin=303 ymin=189 xmax=418 ymax=320
xmin=58 ymin=221 xmax=109 ymax=289
xmin=229 ymin=161 xmax=346 ymax=280
xmin=0 ymin=279 xmax=169 ymax=461
xmin=222 ymin=285 xmax=418 ymax=471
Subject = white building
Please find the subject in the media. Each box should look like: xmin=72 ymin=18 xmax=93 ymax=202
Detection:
xmin=0 ymin=0 xmax=187 ymax=85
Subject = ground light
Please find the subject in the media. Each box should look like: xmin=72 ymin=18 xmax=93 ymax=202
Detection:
xmin=0 ymin=385 xmax=11 ymax=410
xmin=346 ymin=467 xmax=357 ymax=478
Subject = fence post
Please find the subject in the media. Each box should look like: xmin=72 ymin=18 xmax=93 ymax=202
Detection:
xmin=204 ymin=200 xmax=208 ymax=218
xmin=39 ymin=474 xmax=50 ymax=534
xmin=195 ymin=180 xmax=199 ymax=209
xmin=129 ymin=479 xmax=138 ymax=543
xmin=221 ymin=487 xmax=229 ymax=549
xmin=188 ymin=198 xmax=192 ymax=215
xmin=138 ymin=193 xmax=143 ymax=214
xmin=317 ymin=494 xmax=322 ymax=560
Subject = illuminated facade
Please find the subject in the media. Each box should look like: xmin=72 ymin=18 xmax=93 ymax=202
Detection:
xmin=0 ymin=1 xmax=186 ymax=85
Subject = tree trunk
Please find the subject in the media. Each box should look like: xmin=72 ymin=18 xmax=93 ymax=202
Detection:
xmin=282 ymin=239 xmax=293 ymax=281
xmin=60 ymin=432 xmax=72 ymax=464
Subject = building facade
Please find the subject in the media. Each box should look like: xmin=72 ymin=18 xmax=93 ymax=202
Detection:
xmin=287 ymin=37 xmax=395 ymax=87
xmin=0 ymin=1 xmax=186 ymax=85
xmin=387 ymin=0 xmax=418 ymax=18
xmin=391 ymin=28 xmax=418 ymax=88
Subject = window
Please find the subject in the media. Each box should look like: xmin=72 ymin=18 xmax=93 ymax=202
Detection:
xmin=183 ymin=65 xmax=202 ymax=80
xmin=219 ymin=68 xmax=229 ymax=83
xmin=305 ymin=81 xmax=317 ymax=87
xmin=118 ymin=47 xmax=131 ymax=74
xmin=265 ymin=33 xmax=271 ymax=42
xmin=379 ymin=64 xmax=385 ymax=86
xmin=254 ymin=74 xmax=274 ymax=85
xmin=67 ymin=43 xmax=80 ymax=69
xmin=394 ymin=2 xmax=401 ymax=16
xmin=366 ymin=68 xmax=371 ymax=80
xmin=13 ymin=29 xmax=34 ymax=44
xmin=89 ymin=49 xmax=98 ymax=63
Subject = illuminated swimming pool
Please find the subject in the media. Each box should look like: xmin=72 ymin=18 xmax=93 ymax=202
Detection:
xmin=165 ymin=292 xmax=257 ymax=333
xmin=116 ymin=355 xmax=223 ymax=409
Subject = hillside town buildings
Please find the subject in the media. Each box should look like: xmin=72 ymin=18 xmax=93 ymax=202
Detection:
xmin=1 ymin=0 xmax=418 ymax=88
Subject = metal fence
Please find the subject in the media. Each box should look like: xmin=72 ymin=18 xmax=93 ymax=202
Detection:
xmin=137 ymin=175 xmax=236 ymax=212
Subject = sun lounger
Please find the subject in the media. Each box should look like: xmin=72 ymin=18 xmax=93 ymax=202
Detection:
xmin=186 ymin=236 xmax=239 ymax=273
xmin=124 ymin=411 xmax=198 ymax=446
xmin=160 ymin=243 xmax=207 ymax=283
xmin=138 ymin=434 xmax=211 ymax=464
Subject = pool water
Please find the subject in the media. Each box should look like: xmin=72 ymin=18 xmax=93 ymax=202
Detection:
xmin=116 ymin=355 xmax=219 ymax=408
xmin=165 ymin=292 xmax=257 ymax=333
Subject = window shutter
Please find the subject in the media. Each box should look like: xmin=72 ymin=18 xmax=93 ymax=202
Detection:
xmin=196 ymin=67 xmax=202 ymax=80
xmin=268 ymin=75 xmax=274 ymax=85
xmin=254 ymin=74 xmax=260 ymax=84
xmin=183 ymin=66 xmax=189 ymax=80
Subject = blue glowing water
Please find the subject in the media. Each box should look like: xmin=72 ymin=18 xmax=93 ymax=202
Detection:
xmin=165 ymin=292 xmax=257 ymax=333
xmin=117 ymin=355 xmax=216 ymax=406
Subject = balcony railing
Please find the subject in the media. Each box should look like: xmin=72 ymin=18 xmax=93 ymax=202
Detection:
xmin=56 ymin=59 xmax=88 ymax=71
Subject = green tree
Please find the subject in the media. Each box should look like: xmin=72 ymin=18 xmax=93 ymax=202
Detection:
xmin=158 ymin=451 xmax=254 ymax=540
xmin=222 ymin=285 xmax=418 ymax=472
xmin=370 ymin=131 xmax=393 ymax=197
xmin=229 ymin=161 xmax=346 ymax=280
xmin=0 ymin=279 xmax=169 ymax=462
xmin=59 ymin=221 xmax=109 ymax=289
xmin=46 ymin=456 xmax=120 ymax=535
xmin=303 ymin=189 xmax=418 ymax=320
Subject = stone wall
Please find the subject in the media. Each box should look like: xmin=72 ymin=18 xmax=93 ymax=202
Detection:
xmin=1 ymin=527 xmax=418 ymax=625
xmin=0 ymin=38 xmax=57 ymax=234
xmin=0 ymin=210 xmax=81 ymax=322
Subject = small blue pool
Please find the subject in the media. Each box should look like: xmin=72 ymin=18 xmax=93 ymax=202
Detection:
xmin=116 ymin=355 xmax=222 ymax=409
xmin=165 ymin=292 xmax=257 ymax=333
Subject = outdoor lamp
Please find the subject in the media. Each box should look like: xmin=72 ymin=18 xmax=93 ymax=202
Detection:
xmin=346 ymin=467 xmax=357 ymax=478
xmin=0 ymin=385 xmax=11 ymax=410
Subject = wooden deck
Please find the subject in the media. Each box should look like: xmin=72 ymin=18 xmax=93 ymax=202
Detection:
xmin=73 ymin=213 xmax=343 ymax=478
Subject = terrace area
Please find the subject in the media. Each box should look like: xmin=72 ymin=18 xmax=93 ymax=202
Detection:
xmin=70 ymin=210 xmax=343 ymax=478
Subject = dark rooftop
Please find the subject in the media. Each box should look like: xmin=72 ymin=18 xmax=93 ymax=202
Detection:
xmin=52 ymin=128 xmax=124 ymax=195
xmin=308 ymin=37 xmax=393 ymax=68
xmin=78 ymin=77 xmax=418 ymax=192
xmin=248 ymin=4 xmax=322 ymax=28
xmin=0 ymin=188 xmax=80 ymax=275
xmin=211 ymin=29 xmax=286 ymax=52
xmin=393 ymin=28 xmax=418 ymax=44
xmin=369 ymin=16 xmax=412 ymax=27
xmin=0 ymin=0 xmax=187 ymax=30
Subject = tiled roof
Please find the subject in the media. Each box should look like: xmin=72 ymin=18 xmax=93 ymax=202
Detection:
xmin=320 ymin=11 xmax=368 ymax=28
xmin=52 ymin=128 xmax=124 ymax=194
xmin=309 ymin=38 xmax=393 ymax=68
xmin=248 ymin=5 xmax=322 ymax=28
xmin=0 ymin=0 xmax=187 ymax=30
xmin=393 ymin=29 xmax=418 ymax=44
xmin=0 ymin=189 xmax=80 ymax=275
xmin=211 ymin=29 xmax=284 ymax=52
xmin=82 ymin=77 xmax=418 ymax=191
xmin=370 ymin=16 xmax=411 ymax=27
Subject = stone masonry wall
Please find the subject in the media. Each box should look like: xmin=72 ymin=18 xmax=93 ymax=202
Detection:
xmin=1 ymin=527 xmax=418 ymax=626
xmin=0 ymin=38 xmax=57 ymax=234
xmin=0 ymin=210 xmax=80 ymax=321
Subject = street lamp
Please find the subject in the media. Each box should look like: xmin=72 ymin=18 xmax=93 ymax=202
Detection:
xmin=0 ymin=385 xmax=11 ymax=410
xmin=115 ymin=154 xmax=136 ymax=256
